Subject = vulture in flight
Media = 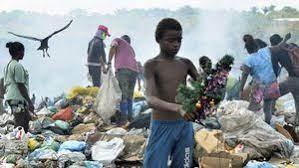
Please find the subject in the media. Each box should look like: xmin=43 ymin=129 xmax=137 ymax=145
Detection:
xmin=8 ymin=20 xmax=73 ymax=57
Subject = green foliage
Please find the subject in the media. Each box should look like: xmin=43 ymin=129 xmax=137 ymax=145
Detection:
xmin=177 ymin=80 xmax=205 ymax=113
xmin=177 ymin=55 xmax=234 ymax=120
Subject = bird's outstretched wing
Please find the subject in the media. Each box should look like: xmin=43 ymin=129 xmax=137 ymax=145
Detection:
xmin=46 ymin=20 xmax=73 ymax=39
xmin=8 ymin=32 xmax=42 ymax=41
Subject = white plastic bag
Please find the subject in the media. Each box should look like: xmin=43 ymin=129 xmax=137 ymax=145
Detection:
xmin=91 ymin=137 xmax=125 ymax=165
xmin=106 ymin=127 xmax=127 ymax=136
xmin=95 ymin=70 xmax=122 ymax=123
xmin=218 ymin=100 xmax=294 ymax=159
xmin=36 ymin=107 xmax=52 ymax=116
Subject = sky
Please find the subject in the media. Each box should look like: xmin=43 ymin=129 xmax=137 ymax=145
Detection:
xmin=1 ymin=0 xmax=299 ymax=14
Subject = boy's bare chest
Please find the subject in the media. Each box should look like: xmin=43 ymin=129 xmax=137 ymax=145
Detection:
xmin=155 ymin=62 xmax=188 ymax=83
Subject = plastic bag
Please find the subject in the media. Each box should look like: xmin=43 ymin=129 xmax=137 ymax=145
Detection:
xmin=84 ymin=161 xmax=103 ymax=168
xmin=0 ymin=113 xmax=14 ymax=126
xmin=41 ymin=137 xmax=60 ymax=151
xmin=15 ymin=127 xmax=27 ymax=141
xmin=36 ymin=107 xmax=53 ymax=116
xmin=55 ymin=97 xmax=69 ymax=109
xmin=28 ymin=149 xmax=58 ymax=160
xmin=41 ymin=117 xmax=54 ymax=128
xmin=47 ymin=120 xmax=70 ymax=135
xmin=58 ymin=151 xmax=86 ymax=167
xmin=133 ymin=91 xmax=144 ymax=99
xmin=59 ymin=140 xmax=86 ymax=152
xmin=52 ymin=107 xmax=73 ymax=121
xmin=5 ymin=154 xmax=19 ymax=164
xmin=68 ymin=86 xmax=99 ymax=99
xmin=69 ymin=161 xmax=103 ymax=168
xmin=270 ymin=115 xmax=285 ymax=128
xmin=245 ymin=161 xmax=275 ymax=168
xmin=0 ymin=163 xmax=15 ymax=168
xmin=48 ymin=106 xmax=58 ymax=113
xmin=218 ymin=101 xmax=294 ymax=159
xmin=132 ymin=101 xmax=148 ymax=118
xmin=91 ymin=137 xmax=125 ymax=165
xmin=28 ymin=138 xmax=41 ymax=151
xmin=106 ymin=127 xmax=127 ymax=136
xmin=50 ymin=120 xmax=70 ymax=131
xmin=29 ymin=120 xmax=43 ymax=134
xmin=95 ymin=70 xmax=122 ymax=123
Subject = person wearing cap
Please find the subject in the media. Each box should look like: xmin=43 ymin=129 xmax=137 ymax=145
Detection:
xmin=107 ymin=35 xmax=139 ymax=124
xmin=87 ymin=25 xmax=110 ymax=87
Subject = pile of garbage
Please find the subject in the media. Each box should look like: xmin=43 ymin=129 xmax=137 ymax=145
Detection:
xmin=0 ymin=86 xmax=149 ymax=167
xmin=194 ymin=100 xmax=299 ymax=168
xmin=1 ymin=83 xmax=299 ymax=167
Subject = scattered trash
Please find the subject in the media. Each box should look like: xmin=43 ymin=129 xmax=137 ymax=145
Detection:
xmin=200 ymin=151 xmax=246 ymax=168
xmin=194 ymin=129 xmax=224 ymax=154
xmin=106 ymin=127 xmax=127 ymax=136
xmin=218 ymin=101 xmax=294 ymax=160
xmin=128 ymin=109 xmax=151 ymax=129
xmin=41 ymin=137 xmax=60 ymax=151
xmin=120 ymin=135 xmax=146 ymax=162
xmin=83 ymin=112 xmax=99 ymax=124
xmin=72 ymin=123 xmax=96 ymax=135
xmin=1 ymin=84 xmax=297 ymax=168
xmin=91 ymin=137 xmax=125 ymax=165
xmin=245 ymin=160 xmax=275 ymax=168
xmin=58 ymin=151 xmax=86 ymax=167
xmin=132 ymin=100 xmax=148 ymax=118
xmin=68 ymin=86 xmax=99 ymax=99
xmin=52 ymin=107 xmax=74 ymax=121
xmin=36 ymin=107 xmax=54 ymax=116
xmin=59 ymin=140 xmax=86 ymax=153
xmin=28 ymin=149 xmax=58 ymax=160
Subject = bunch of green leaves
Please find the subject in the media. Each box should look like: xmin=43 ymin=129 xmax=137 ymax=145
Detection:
xmin=176 ymin=80 xmax=205 ymax=113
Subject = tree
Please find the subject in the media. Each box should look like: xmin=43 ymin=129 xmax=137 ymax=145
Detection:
xmin=262 ymin=7 xmax=269 ymax=14
xmin=250 ymin=6 xmax=259 ymax=14
xmin=268 ymin=5 xmax=276 ymax=12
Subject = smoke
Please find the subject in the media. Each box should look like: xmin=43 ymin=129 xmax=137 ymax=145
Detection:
xmin=0 ymin=8 xmax=297 ymax=98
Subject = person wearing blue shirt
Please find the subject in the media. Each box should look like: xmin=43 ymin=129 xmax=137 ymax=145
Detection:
xmin=240 ymin=34 xmax=278 ymax=124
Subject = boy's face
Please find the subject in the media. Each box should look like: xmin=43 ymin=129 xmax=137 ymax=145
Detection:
xmin=159 ymin=30 xmax=182 ymax=56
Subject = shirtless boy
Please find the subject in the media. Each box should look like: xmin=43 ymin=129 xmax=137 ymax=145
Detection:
xmin=143 ymin=18 xmax=199 ymax=168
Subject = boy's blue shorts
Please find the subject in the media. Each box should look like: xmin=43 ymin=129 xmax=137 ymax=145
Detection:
xmin=144 ymin=119 xmax=194 ymax=168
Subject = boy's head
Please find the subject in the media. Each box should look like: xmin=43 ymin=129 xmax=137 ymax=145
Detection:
xmin=121 ymin=35 xmax=131 ymax=44
xmin=155 ymin=18 xmax=182 ymax=56
xmin=199 ymin=56 xmax=212 ymax=73
xmin=270 ymin=34 xmax=283 ymax=46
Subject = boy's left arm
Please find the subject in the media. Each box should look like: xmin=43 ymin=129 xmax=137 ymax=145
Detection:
xmin=185 ymin=59 xmax=200 ymax=80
